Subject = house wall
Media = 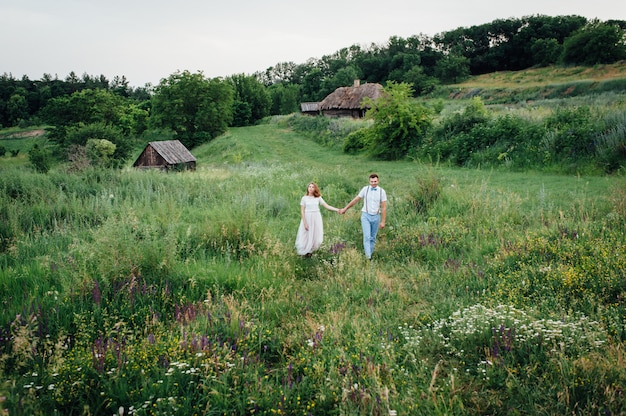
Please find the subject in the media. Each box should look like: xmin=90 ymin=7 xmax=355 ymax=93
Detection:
xmin=134 ymin=146 xmax=168 ymax=169
xmin=321 ymin=109 xmax=364 ymax=118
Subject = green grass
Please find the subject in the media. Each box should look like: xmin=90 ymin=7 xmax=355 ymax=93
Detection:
xmin=0 ymin=119 xmax=625 ymax=415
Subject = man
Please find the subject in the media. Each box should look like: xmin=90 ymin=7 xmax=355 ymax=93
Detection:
xmin=339 ymin=173 xmax=387 ymax=260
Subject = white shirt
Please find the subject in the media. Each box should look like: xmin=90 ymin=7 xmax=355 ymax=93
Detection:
xmin=358 ymin=186 xmax=386 ymax=215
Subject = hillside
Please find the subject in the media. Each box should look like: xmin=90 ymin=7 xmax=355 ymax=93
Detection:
xmin=435 ymin=62 xmax=626 ymax=102
xmin=453 ymin=62 xmax=626 ymax=88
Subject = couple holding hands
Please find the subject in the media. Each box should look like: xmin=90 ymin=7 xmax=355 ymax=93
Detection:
xmin=295 ymin=173 xmax=387 ymax=260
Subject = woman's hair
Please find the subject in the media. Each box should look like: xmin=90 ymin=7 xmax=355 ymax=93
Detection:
xmin=306 ymin=182 xmax=321 ymax=197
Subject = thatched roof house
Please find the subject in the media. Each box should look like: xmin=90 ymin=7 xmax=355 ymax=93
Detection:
xmin=133 ymin=140 xmax=196 ymax=171
xmin=318 ymin=80 xmax=384 ymax=118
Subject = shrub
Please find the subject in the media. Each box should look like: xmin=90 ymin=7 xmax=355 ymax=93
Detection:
xmin=28 ymin=143 xmax=50 ymax=173
xmin=364 ymin=82 xmax=434 ymax=160
xmin=342 ymin=128 xmax=369 ymax=154
xmin=407 ymin=173 xmax=442 ymax=214
xmin=544 ymin=106 xmax=601 ymax=160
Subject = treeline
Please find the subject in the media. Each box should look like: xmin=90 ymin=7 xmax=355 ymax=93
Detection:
xmin=256 ymin=15 xmax=626 ymax=101
xmin=1 ymin=14 xmax=625 ymax=169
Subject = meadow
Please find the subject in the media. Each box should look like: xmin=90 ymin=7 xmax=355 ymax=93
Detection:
xmin=0 ymin=115 xmax=625 ymax=415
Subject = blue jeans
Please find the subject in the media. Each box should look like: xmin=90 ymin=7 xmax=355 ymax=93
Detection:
xmin=361 ymin=212 xmax=380 ymax=259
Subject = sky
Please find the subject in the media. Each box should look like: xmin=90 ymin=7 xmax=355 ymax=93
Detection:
xmin=2 ymin=0 xmax=623 ymax=87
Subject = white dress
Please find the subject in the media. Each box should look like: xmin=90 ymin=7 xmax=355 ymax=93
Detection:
xmin=295 ymin=196 xmax=326 ymax=255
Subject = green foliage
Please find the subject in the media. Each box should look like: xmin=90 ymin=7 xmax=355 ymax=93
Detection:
xmin=63 ymin=122 xmax=131 ymax=167
xmin=363 ymin=81 xmax=434 ymax=160
xmin=434 ymin=54 xmax=470 ymax=84
xmin=40 ymin=89 xmax=141 ymax=167
xmin=287 ymin=113 xmax=367 ymax=149
xmin=86 ymin=139 xmax=116 ymax=168
xmin=425 ymin=97 xmax=490 ymax=165
xmin=267 ymin=83 xmax=301 ymax=115
xmin=596 ymin=122 xmax=626 ymax=173
xmin=41 ymin=88 xmax=127 ymax=128
xmin=28 ymin=143 xmax=50 ymax=173
xmin=227 ymin=74 xmax=271 ymax=126
xmin=543 ymin=105 xmax=601 ymax=161
xmin=421 ymin=98 xmax=625 ymax=172
xmin=342 ymin=128 xmax=370 ymax=154
xmin=561 ymin=20 xmax=626 ymax=65
xmin=407 ymin=172 xmax=442 ymax=214
xmin=150 ymin=70 xmax=234 ymax=148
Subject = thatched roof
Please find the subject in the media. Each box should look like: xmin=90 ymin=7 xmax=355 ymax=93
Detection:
xmin=148 ymin=140 xmax=196 ymax=164
xmin=318 ymin=83 xmax=384 ymax=110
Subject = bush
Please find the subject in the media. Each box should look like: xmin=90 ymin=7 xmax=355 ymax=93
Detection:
xmin=28 ymin=143 xmax=50 ymax=173
xmin=364 ymin=82 xmax=434 ymax=160
xmin=64 ymin=123 xmax=131 ymax=167
xmin=407 ymin=173 xmax=442 ymax=214
xmin=342 ymin=128 xmax=369 ymax=154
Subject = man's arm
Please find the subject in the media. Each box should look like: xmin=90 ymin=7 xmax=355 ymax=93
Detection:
xmin=339 ymin=196 xmax=361 ymax=214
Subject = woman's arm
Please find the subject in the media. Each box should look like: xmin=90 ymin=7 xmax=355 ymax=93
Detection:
xmin=321 ymin=201 xmax=339 ymax=212
xmin=301 ymin=204 xmax=309 ymax=230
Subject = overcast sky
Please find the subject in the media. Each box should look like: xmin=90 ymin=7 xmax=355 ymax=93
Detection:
xmin=2 ymin=0 xmax=623 ymax=87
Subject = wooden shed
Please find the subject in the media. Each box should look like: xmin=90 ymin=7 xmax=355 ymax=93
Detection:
xmin=133 ymin=140 xmax=197 ymax=171
xmin=318 ymin=80 xmax=384 ymax=118
xmin=300 ymin=102 xmax=320 ymax=116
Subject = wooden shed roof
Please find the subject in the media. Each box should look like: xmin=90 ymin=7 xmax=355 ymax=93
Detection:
xmin=318 ymin=83 xmax=384 ymax=110
xmin=300 ymin=102 xmax=319 ymax=112
xmin=147 ymin=140 xmax=196 ymax=164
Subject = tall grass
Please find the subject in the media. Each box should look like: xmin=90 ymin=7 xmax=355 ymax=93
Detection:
xmin=0 ymin=121 xmax=625 ymax=415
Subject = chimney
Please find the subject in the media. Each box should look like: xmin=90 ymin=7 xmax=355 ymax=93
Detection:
xmin=353 ymin=79 xmax=360 ymax=87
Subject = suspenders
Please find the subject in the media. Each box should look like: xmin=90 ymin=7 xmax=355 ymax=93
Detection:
xmin=364 ymin=187 xmax=381 ymax=215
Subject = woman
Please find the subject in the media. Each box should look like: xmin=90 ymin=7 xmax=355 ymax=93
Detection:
xmin=295 ymin=182 xmax=339 ymax=256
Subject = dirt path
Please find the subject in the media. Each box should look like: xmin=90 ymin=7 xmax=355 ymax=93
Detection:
xmin=3 ymin=129 xmax=46 ymax=139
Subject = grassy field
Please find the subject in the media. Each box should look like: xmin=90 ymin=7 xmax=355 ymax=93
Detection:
xmin=1 ymin=115 xmax=625 ymax=415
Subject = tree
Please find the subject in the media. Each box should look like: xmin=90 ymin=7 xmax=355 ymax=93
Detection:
xmin=227 ymin=74 xmax=271 ymax=126
xmin=434 ymin=54 xmax=470 ymax=84
xmin=41 ymin=88 xmax=127 ymax=128
xmin=320 ymin=66 xmax=361 ymax=97
xmin=64 ymin=122 xmax=131 ymax=167
xmin=40 ymin=88 xmax=137 ymax=165
xmin=150 ymin=70 xmax=233 ymax=148
xmin=561 ymin=20 xmax=626 ymax=65
xmin=530 ymin=38 xmax=561 ymax=67
xmin=7 ymin=93 xmax=29 ymax=126
xmin=361 ymin=82 xmax=433 ymax=160
xmin=268 ymin=83 xmax=300 ymax=115
xmin=403 ymin=66 xmax=439 ymax=96
xmin=300 ymin=67 xmax=325 ymax=102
